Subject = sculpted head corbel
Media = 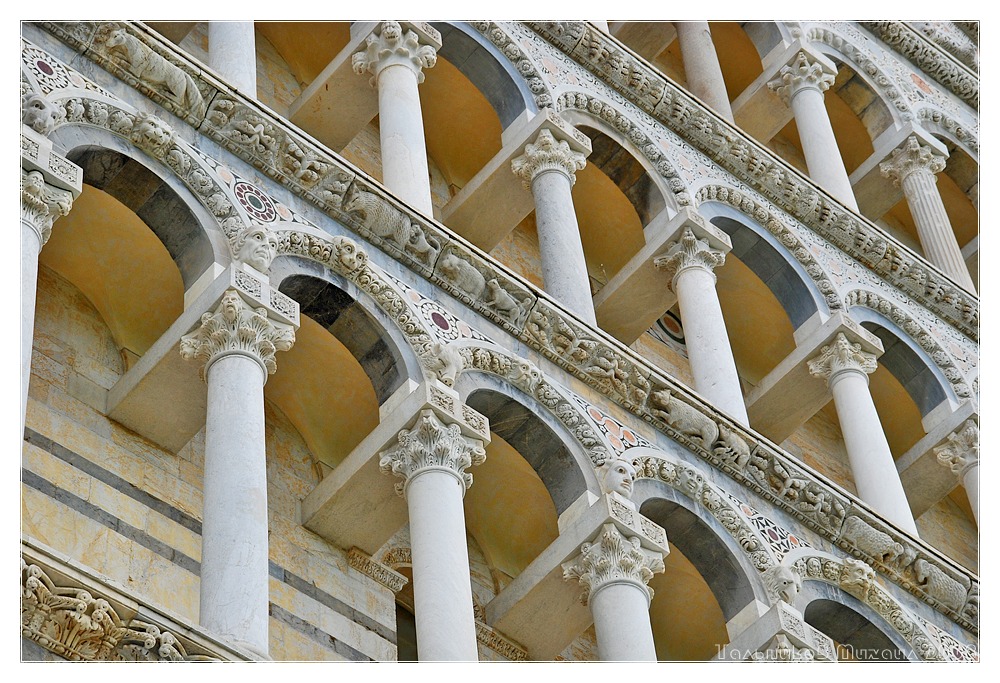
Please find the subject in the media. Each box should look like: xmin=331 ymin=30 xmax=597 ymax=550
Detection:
xmin=597 ymin=457 xmax=637 ymax=499
xmin=234 ymin=225 xmax=278 ymax=274
xmin=22 ymin=93 xmax=63 ymax=136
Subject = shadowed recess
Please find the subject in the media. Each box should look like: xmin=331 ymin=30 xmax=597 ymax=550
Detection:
xmin=578 ymin=125 xmax=664 ymax=227
xmin=861 ymin=322 xmax=947 ymax=417
xmin=805 ymin=599 xmax=905 ymax=661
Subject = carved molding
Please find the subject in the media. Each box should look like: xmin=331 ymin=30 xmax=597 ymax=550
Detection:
xmin=379 ymin=409 xmax=487 ymax=496
xmin=562 ymin=523 xmax=665 ymax=606
xmin=347 ymin=548 xmax=408 ymax=593
xmin=475 ymin=622 xmax=528 ymax=661
xmin=860 ymin=21 xmax=978 ymax=109
xmin=470 ymin=21 xmax=553 ymax=109
xmin=179 ymin=289 xmax=296 ymax=379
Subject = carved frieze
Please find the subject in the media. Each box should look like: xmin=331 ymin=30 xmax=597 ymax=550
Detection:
xmin=347 ymin=547 xmax=408 ymax=593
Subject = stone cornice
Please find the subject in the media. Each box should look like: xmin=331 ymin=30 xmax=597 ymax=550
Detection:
xmin=26 ymin=22 xmax=979 ymax=635
xmin=21 ymin=539 xmax=253 ymax=662
xmin=861 ymin=21 xmax=979 ymax=108
xmin=524 ymin=21 xmax=978 ymax=342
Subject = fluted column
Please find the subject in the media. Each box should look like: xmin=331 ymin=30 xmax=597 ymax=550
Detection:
xmin=935 ymin=420 xmax=979 ymax=525
xmin=808 ymin=333 xmax=917 ymax=535
xmin=20 ymin=167 xmax=74 ymax=435
xmin=512 ymin=128 xmax=595 ymax=324
xmin=380 ymin=409 xmax=487 ymax=661
xmin=768 ymin=51 xmax=859 ymax=211
xmin=563 ymin=522 xmax=665 ymax=661
xmin=655 ymin=227 xmax=748 ymax=426
xmin=880 ymin=136 xmax=975 ymax=292
xmin=353 ymin=21 xmax=439 ymax=215
xmin=209 ymin=22 xmax=256 ymax=95
xmin=181 ymin=288 xmax=296 ymax=657
xmin=675 ymin=22 xmax=734 ymax=123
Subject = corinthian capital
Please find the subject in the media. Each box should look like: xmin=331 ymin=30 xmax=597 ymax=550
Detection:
xmin=379 ymin=409 xmax=487 ymax=497
xmin=21 ymin=168 xmax=74 ymax=246
xmin=935 ymin=419 xmax=979 ymax=476
xmin=180 ymin=289 xmax=295 ymax=379
xmin=511 ymin=128 xmax=588 ymax=188
xmin=653 ymin=227 xmax=726 ymax=290
xmin=767 ymin=51 xmax=836 ymax=103
xmin=879 ymin=135 xmax=948 ymax=186
xmin=352 ymin=21 xmax=439 ymax=85
xmin=562 ymin=523 xmax=665 ymax=606
xmin=807 ymin=332 xmax=878 ymax=383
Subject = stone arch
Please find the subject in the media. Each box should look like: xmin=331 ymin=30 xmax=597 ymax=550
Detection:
xmin=803 ymin=598 xmax=912 ymax=661
xmin=630 ymin=449 xmax=774 ymax=619
xmin=697 ymin=192 xmax=838 ymax=328
xmin=269 ymin=263 xmax=423 ymax=407
xmin=49 ymin=125 xmax=225 ymax=291
xmin=451 ymin=343 xmax=603 ymax=514
xmin=469 ymin=22 xmax=554 ymax=111
xmin=846 ymin=289 xmax=970 ymax=410
xmin=739 ymin=21 xmax=795 ymax=63
xmin=917 ymin=106 xmax=979 ymax=161
xmin=432 ymin=22 xmax=540 ymax=128
xmin=556 ymin=91 xmax=691 ymax=210
xmin=784 ymin=549 xmax=943 ymax=660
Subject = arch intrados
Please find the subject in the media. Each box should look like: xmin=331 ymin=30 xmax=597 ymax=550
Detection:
xmin=633 ymin=476 xmax=765 ymax=621
xmin=849 ymin=305 xmax=956 ymax=417
xmin=52 ymin=132 xmax=225 ymax=290
xmin=799 ymin=590 xmax=916 ymax=661
xmin=431 ymin=22 xmax=538 ymax=129
xmin=454 ymin=371 xmax=598 ymax=515
xmin=700 ymin=201 xmax=829 ymax=330
xmin=269 ymin=259 xmax=423 ymax=405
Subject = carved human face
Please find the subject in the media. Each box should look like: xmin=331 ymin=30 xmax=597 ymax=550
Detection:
xmin=237 ymin=228 xmax=278 ymax=272
xmin=23 ymin=95 xmax=57 ymax=134
xmin=601 ymin=459 xmax=636 ymax=498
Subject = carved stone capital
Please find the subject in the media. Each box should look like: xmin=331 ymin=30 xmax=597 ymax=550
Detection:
xmin=352 ymin=21 xmax=439 ymax=86
xmin=179 ymin=288 xmax=296 ymax=380
xmin=767 ymin=50 xmax=836 ymax=103
xmin=807 ymin=332 xmax=878 ymax=384
xmin=562 ymin=523 xmax=666 ymax=606
xmin=935 ymin=419 xmax=979 ymax=477
xmin=378 ymin=408 xmax=487 ymax=497
xmin=21 ymin=167 xmax=74 ymax=246
xmin=653 ymin=227 xmax=726 ymax=291
xmin=511 ymin=128 xmax=587 ymax=189
xmin=879 ymin=135 xmax=948 ymax=186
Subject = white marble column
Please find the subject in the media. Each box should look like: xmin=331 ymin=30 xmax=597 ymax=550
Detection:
xmin=935 ymin=419 xmax=979 ymax=525
xmin=181 ymin=288 xmax=295 ymax=657
xmin=808 ymin=333 xmax=917 ymax=535
xmin=768 ymin=51 xmax=859 ymax=211
xmin=512 ymin=128 xmax=596 ymax=325
xmin=20 ymin=167 xmax=74 ymax=436
xmin=380 ymin=409 xmax=486 ymax=661
xmin=564 ymin=522 xmax=665 ymax=661
xmin=209 ymin=21 xmax=257 ymax=95
xmin=880 ymin=136 xmax=976 ymax=292
xmin=655 ymin=227 xmax=749 ymax=426
xmin=675 ymin=21 xmax=734 ymax=123
xmin=353 ymin=21 xmax=439 ymax=216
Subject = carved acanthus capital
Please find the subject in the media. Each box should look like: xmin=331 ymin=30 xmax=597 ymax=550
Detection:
xmin=511 ymin=128 xmax=587 ymax=188
xmin=562 ymin=523 xmax=666 ymax=606
xmin=653 ymin=227 xmax=726 ymax=290
xmin=935 ymin=419 xmax=979 ymax=477
xmin=379 ymin=409 xmax=487 ymax=497
xmin=879 ymin=135 xmax=948 ymax=186
xmin=180 ymin=289 xmax=296 ymax=380
xmin=352 ymin=21 xmax=438 ymax=86
xmin=767 ymin=51 xmax=835 ymax=103
xmin=21 ymin=167 xmax=74 ymax=246
xmin=807 ymin=333 xmax=878 ymax=384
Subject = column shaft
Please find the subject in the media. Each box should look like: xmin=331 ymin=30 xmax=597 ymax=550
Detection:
xmin=675 ymin=21 xmax=734 ymax=123
xmin=829 ymin=370 xmax=917 ymax=534
xmin=200 ymin=353 xmax=270 ymax=656
xmin=591 ymin=582 xmax=658 ymax=661
xmin=532 ymin=169 xmax=597 ymax=325
xmin=377 ymin=62 xmax=434 ymax=215
xmin=21 ymin=221 xmax=42 ymax=434
xmin=673 ymin=266 xmax=749 ymax=426
xmin=406 ymin=468 xmax=479 ymax=660
xmin=788 ymin=87 xmax=859 ymax=211
xmin=900 ymin=169 xmax=976 ymax=291
xmin=209 ymin=22 xmax=257 ymax=95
